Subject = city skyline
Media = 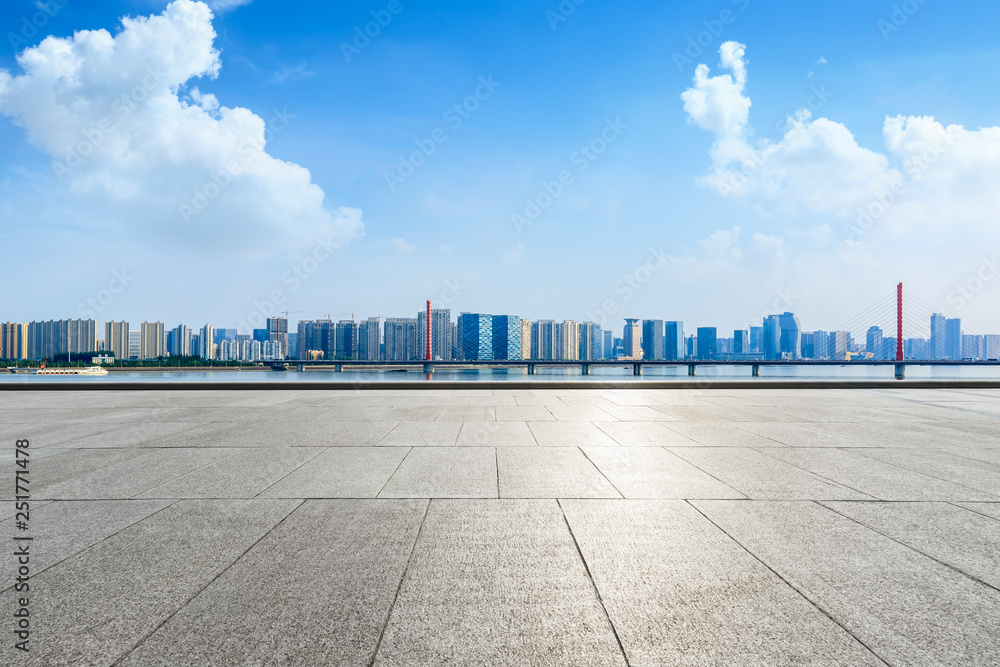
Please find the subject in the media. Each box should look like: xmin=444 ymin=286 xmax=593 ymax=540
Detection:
xmin=2 ymin=2 xmax=1000 ymax=332
xmin=5 ymin=306 xmax=998 ymax=363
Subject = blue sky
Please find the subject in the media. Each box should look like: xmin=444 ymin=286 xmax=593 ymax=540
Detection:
xmin=3 ymin=0 xmax=1000 ymax=336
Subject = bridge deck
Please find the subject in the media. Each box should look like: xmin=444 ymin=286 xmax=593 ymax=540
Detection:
xmin=2 ymin=387 xmax=998 ymax=665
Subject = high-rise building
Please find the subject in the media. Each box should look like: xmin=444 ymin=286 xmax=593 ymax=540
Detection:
xmin=418 ymin=309 xmax=453 ymax=361
xmin=555 ymin=321 xmax=579 ymax=361
xmin=829 ymin=331 xmax=850 ymax=359
xmin=622 ymin=318 xmax=642 ymax=359
xmin=267 ymin=317 xmax=288 ymax=360
xmin=360 ymin=317 xmax=381 ymax=360
xmin=457 ymin=313 xmax=493 ymax=361
xmin=664 ymin=321 xmax=684 ymax=360
xmin=199 ymin=324 xmax=215 ymax=359
xmin=27 ymin=319 xmax=97 ymax=360
xmin=1 ymin=322 xmax=28 ymax=360
xmin=906 ymin=338 xmax=931 ymax=360
xmin=168 ymin=324 xmax=191 ymax=357
xmin=297 ymin=320 xmax=333 ymax=360
xmin=749 ymin=326 xmax=764 ymax=354
xmin=383 ymin=318 xmax=419 ymax=361
xmin=641 ymin=320 xmax=664 ymax=361
xmin=334 ymin=320 xmax=359 ymax=359
xmin=520 ymin=319 xmax=532 ymax=359
xmin=929 ymin=313 xmax=962 ymax=360
xmin=696 ymin=327 xmax=717 ymax=360
xmin=140 ymin=322 xmax=165 ymax=359
xmin=578 ymin=322 xmax=599 ymax=361
xmin=866 ymin=326 xmax=883 ymax=359
xmin=733 ymin=329 xmax=749 ymax=357
xmin=491 ymin=315 xmax=521 ymax=361
xmin=602 ymin=329 xmax=614 ymax=360
xmin=778 ymin=312 xmax=801 ymax=359
xmin=252 ymin=328 xmax=269 ymax=343
xmin=531 ymin=320 xmax=556 ymax=360
xmin=985 ymin=335 xmax=1000 ymax=360
xmin=127 ymin=331 xmax=141 ymax=359
xmin=763 ymin=316 xmax=781 ymax=360
xmin=962 ymin=334 xmax=984 ymax=360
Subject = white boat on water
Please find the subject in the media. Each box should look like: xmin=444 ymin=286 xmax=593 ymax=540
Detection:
xmin=36 ymin=366 xmax=109 ymax=376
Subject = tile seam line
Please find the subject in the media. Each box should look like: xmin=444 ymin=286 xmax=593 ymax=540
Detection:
xmin=252 ymin=445 xmax=331 ymax=498
xmin=818 ymin=500 xmax=1000 ymax=594
xmin=684 ymin=499 xmax=892 ymax=667
xmin=126 ymin=447 xmax=248 ymax=499
xmin=111 ymin=498 xmax=306 ymax=667
xmin=658 ymin=446 xmax=748 ymax=499
xmin=577 ymin=446 xmax=625 ymax=499
xmin=367 ymin=498 xmax=432 ymax=667
xmin=0 ymin=499 xmax=182 ymax=595
xmin=375 ymin=446 xmax=414 ymax=499
xmin=556 ymin=499 xmax=632 ymax=667
xmin=946 ymin=500 xmax=1000 ymax=522
xmin=747 ymin=445 xmax=879 ymax=500
xmin=845 ymin=448 xmax=1000 ymax=497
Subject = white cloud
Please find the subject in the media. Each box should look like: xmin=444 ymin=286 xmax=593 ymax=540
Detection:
xmin=389 ymin=237 xmax=415 ymax=253
xmin=0 ymin=0 xmax=362 ymax=256
xmin=207 ymin=0 xmax=252 ymax=14
xmin=681 ymin=41 xmax=1000 ymax=236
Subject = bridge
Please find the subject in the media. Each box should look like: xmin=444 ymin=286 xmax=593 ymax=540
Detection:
xmin=269 ymin=358 xmax=1000 ymax=379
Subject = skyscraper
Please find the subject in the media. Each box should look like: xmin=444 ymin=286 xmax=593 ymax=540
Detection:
xmin=492 ymin=315 xmax=521 ymax=361
xmin=866 ymin=326 xmax=883 ymax=359
xmin=829 ymin=331 xmax=850 ymax=359
xmin=749 ymin=326 xmax=764 ymax=354
xmin=555 ymin=321 xmax=579 ymax=361
xmin=140 ymin=322 xmax=165 ymax=359
xmin=520 ymin=319 xmax=532 ymax=359
xmin=361 ymin=317 xmax=381 ymax=360
xmin=384 ymin=318 xmax=419 ymax=361
xmin=622 ymin=318 xmax=642 ymax=359
xmin=168 ymin=324 xmax=192 ymax=357
xmin=199 ymin=324 xmax=215 ymax=359
xmin=945 ymin=317 xmax=962 ymax=360
xmin=930 ymin=313 xmax=947 ymax=359
xmin=602 ymin=329 xmax=614 ymax=360
xmin=664 ymin=321 xmax=684 ymax=360
xmin=578 ymin=322 xmax=599 ymax=361
xmin=696 ymin=327 xmax=717 ymax=360
xmin=267 ymin=317 xmax=288 ymax=360
xmin=458 ymin=313 xmax=493 ymax=361
xmin=0 ymin=322 xmax=27 ymax=360
xmin=531 ymin=320 xmax=556 ymax=360
xmin=778 ymin=312 xmax=801 ymax=359
xmin=733 ymin=329 xmax=748 ymax=357
xmin=763 ymin=316 xmax=781 ymax=360
xmin=641 ymin=319 xmax=664 ymax=361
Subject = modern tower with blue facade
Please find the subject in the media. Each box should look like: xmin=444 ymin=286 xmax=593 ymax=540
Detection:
xmin=664 ymin=321 xmax=684 ymax=360
xmin=458 ymin=313 xmax=494 ymax=361
xmin=641 ymin=319 xmax=664 ymax=360
xmin=696 ymin=327 xmax=717 ymax=360
xmin=491 ymin=315 xmax=521 ymax=361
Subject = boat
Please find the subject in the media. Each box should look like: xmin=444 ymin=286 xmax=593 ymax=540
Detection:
xmin=36 ymin=366 xmax=109 ymax=376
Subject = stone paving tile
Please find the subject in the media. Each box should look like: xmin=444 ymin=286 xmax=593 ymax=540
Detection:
xmin=260 ymin=447 xmax=408 ymax=498
xmin=956 ymin=502 xmax=1000 ymax=521
xmin=373 ymin=499 xmax=627 ymax=666
xmin=456 ymin=421 xmax=536 ymax=447
xmin=664 ymin=422 xmax=785 ymax=447
xmin=527 ymin=421 xmax=621 ymax=447
xmin=756 ymin=446 xmax=1000 ymax=501
xmin=498 ymin=447 xmax=621 ymax=498
xmin=822 ymin=501 xmax=1000 ymax=589
xmin=379 ymin=447 xmax=498 ymax=498
xmin=548 ymin=406 xmax=620 ymax=422
xmin=0 ymin=499 xmax=300 ymax=667
xmin=494 ymin=405 xmax=556 ymax=422
xmin=136 ymin=447 xmax=324 ymax=499
xmin=561 ymin=500 xmax=885 ymax=666
xmin=378 ymin=421 xmax=463 ymax=446
xmin=694 ymin=500 xmax=1000 ymax=667
xmin=116 ymin=500 xmax=427 ymax=667
xmin=35 ymin=447 xmax=238 ymax=500
xmin=435 ymin=406 xmax=496 ymax=422
xmin=854 ymin=447 xmax=1000 ymax=496
xmin=595 ymin=421 xmax=698 ymax=447
xmin=668 ymin=447 xmax=871 ymax=500
xmin=581 ymin=447 xmax=744 ymax=499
